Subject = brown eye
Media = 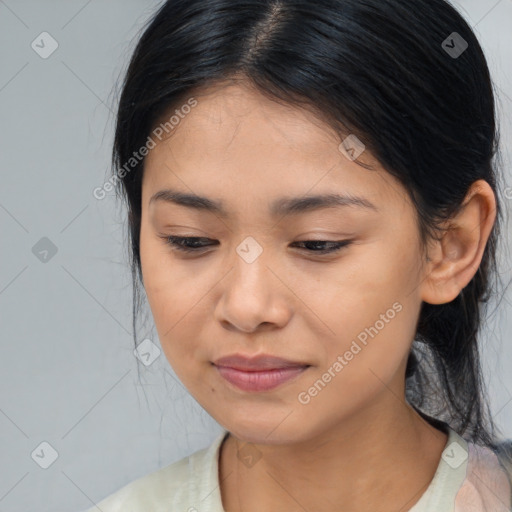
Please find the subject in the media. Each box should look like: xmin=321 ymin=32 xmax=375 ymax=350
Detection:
xmin=290 ymin=240 xmax=353 ymax=254
xmin=161 ymin=235 xmax=217 ymax=253
xmin=159 ymin=235 xmax=352 ymax=257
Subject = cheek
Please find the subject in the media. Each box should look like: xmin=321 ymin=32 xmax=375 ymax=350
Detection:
xmin=140 ymin=226 xmax=197 ymax=323
xmin=292 ymin=237 xmax=418 ymax=327
xmin=139 ymin=230 xmax=203 ymax=372
xmin=295 ymin=296 xmax=419 ymax=424
xmin=299 ymin=240 xmax=421 ymax=383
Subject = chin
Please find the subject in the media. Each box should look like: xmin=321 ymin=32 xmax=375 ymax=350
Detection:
xmin=221 ymin=419 xmax=313 ymax=446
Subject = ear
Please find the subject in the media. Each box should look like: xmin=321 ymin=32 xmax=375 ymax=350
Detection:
xmin=420 ymin=179 xmax=497 ymax=305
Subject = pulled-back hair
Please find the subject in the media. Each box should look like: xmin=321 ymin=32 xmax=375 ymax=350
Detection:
xmin=109 ymin=0 xmax=510 ymax=451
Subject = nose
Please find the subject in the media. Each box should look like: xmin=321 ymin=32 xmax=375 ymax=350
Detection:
xmin=214 ymin=250 xmax=293 ymax=333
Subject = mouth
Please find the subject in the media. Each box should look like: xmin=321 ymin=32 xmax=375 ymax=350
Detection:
xmin=213 ymin=353 xmax=310 ymax=371
xmin=212 ymin=353 xmax=311 ymax=392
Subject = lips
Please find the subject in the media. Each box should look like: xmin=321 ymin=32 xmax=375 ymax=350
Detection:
xmin=213 ymin=353 xmax=310 ymax=371
xmin=215 ymin=365 xmax=309 ymax=392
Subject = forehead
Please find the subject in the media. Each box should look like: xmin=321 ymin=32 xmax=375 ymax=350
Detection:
xmin=142 ymin=83 xmax=408 ymax=215
xmin=152 ymin=82 xmax=340 ymax=156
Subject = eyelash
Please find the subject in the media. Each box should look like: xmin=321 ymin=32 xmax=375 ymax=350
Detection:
xmin=160 ymin=235 xmax=352 ymax=255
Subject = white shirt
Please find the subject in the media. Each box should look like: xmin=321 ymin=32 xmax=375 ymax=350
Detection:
xmin=83 ymin=426 xmax=512 ymax=512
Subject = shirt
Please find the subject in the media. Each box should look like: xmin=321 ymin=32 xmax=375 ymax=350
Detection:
xmin=83 ymin=425 xmax=512 ymax=512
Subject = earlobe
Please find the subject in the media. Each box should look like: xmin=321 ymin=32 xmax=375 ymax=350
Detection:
xmin=419 ymin=180 xmax=496 ymax=305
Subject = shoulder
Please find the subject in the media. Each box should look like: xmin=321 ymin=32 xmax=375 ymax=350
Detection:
xmin=81 ymin=430 xmax=229 ymax=512
xmin=455 ymin=440 xmax=512 ymax=512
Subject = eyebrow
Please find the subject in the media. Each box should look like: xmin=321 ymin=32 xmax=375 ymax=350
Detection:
xmin=149 ymin=189 xmax=378 ymax=217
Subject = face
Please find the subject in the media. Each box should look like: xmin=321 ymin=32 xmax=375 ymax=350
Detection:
xmin=140 ymin=82 xmax=428 ymax=445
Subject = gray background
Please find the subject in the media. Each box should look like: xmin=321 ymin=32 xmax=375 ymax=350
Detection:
xmin=0 ymin=1 xmax=511 ymax=511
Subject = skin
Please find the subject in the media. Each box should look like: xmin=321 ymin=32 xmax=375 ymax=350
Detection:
xmin=139 ymin=80 xmax=497 ymax=512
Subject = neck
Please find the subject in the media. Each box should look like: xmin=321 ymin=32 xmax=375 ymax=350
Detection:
xmin=218 ymin=392 xmax=448 ymax=512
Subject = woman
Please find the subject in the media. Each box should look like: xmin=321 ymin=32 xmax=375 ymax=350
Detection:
xmin=85 ymin=0 xmax=512 ymax=510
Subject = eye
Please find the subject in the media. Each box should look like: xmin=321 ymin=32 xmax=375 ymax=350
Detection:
xmin=160 ymin=235 xmax=218 ymax=253
xmin=160 ymin=235 xmax=352 ymax=256
xmin=289 ymin=240 xmax=353 ymax=254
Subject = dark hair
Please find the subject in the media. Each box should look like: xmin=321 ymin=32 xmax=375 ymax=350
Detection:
xmin=110 ymin=0 xmax=510 ymax=450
